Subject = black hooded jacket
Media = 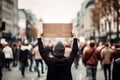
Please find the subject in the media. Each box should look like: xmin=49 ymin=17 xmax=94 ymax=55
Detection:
xmin=38 ymin=38 xmax=78 ymax=80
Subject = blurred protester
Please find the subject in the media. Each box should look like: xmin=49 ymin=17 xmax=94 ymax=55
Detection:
xmin=19 ymin=40 xmax=29 ymax=77
xmin=11 ymin=43 xmax=18 ymax=67
xmin=101 ymin=42 xmax=114 ymax=80
xmin=110 ymin=44 xmax=120 ymax=80
xmin=16 ymin=41 xmax=22 ymax=69
xmin=37 ymin=33 xmax=78 ymax=80
xmin=74 ymin=45 xmax=81 ymax=69
xmin=82 ymin=40 xmax=99 ymax=80
xmin=96 ymin=42 xmax=105 ymax=70
xmin=32 ymin=43 xmax=44 ymax=77
xmin=27 ymin=42 xmax=33 ymax=72
xmin=0 ymin=44 xmax=5 ymax=80
xmin=44 ymin=42 xmax=54 ymax=57
xmin=2 ymin=41 xmax=13 ymax=71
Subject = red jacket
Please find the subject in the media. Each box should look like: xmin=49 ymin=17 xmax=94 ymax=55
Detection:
xmin=83 ymin=47 xmax=99 ymax=66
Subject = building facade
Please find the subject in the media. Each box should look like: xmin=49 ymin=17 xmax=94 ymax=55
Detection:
xmin=18 ymin=9 xmax=38 ymax=41
xmin=0 ymin=0 xmax=19 ymax=40
xmin=75 ymin=0 xmax=95 ymax=40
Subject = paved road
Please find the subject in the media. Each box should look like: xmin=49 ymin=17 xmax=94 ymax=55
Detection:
xmin=2 ymin=59 xmax=105 ymax=80
xmin=72 ymin=60 xmax=104 ymax=80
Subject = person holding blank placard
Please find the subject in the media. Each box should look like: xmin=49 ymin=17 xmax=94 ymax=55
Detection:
xmin=37 ymin=33 xmax=78 ymax=80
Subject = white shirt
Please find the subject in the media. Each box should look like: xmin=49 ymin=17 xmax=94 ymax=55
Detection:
xmin=3 ymin=46 xmax=13 ymax=59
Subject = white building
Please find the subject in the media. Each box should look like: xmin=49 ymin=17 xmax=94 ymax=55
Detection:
xmin=0 ymin=0 xmax=19 ymax=39
xmin=75 ymin=0 xmax=95 ymax=40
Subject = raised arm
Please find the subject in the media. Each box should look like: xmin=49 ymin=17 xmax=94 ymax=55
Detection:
xmin=68 ymin=37 xmax=78 ymax=64
xmin=37 ymin=38 xmax=50 ymax=64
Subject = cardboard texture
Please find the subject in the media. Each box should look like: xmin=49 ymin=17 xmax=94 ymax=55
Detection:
xmin=43 ymin=23 xmax=73 ymax=38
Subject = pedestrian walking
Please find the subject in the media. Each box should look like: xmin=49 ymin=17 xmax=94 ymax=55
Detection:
xmin=110 ymin=44 xmax=120 ymax=80
xmin=19 ymin=40 xmax=29 ymax=77
xmin=82 ymin=40 xmax=100 ymax=80
xmin=0 ymin=44 xmax=5 ymax=80
xmin=11 ymin=43 xmax=18 ymax=67
xmin=37 ymin=33 xmax=78 ymax=80
xmin=27 ymin=42 xmax=33 ymax=72
xmin=74 ymin=48 xmax=80 ymax=69
xmin=32 ymin=44 xmax=44 ymax=77
xmin=2 ymin=41 xmax=13 ymax=71
xmin=44 ymin=43 xmax=54 ymax=57
xmin=101 ymin=42 xmax=114 ymax=80
xmin=96 ymin=42 xmax=105 ymax=70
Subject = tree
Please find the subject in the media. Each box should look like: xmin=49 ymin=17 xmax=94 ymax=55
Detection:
xmin=112 ymin=0 xmax=120 ymax=43
xmin=90 ymin=0 xmax=115 ymax=42
xmin=90 ymin=1 xmax=105 ymax=39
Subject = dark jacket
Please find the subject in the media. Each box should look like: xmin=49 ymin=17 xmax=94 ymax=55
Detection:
xmin=110 ymin=48 xmax=120 ymax=80
xmin=19 ymin=45 xmax=29 ymax=66
xmin=0 ymin=49 xmax=5 ymax=68
xmin=38 ymin=38 xmax=78 ymax=80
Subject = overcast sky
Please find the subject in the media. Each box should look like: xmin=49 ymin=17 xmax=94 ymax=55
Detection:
xmin=18 ymin=0 xmax=84 ymax=23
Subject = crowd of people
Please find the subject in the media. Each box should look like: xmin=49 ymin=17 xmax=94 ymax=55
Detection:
xmin=0 ymin=35 xmax=120 ymax=80
xmin=0 ymin=39 xmax=45 ymax=80
xmin=81 ymin=40 xmax=120 ymax=80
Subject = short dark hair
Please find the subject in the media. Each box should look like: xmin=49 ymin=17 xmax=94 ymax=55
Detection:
xmin=105 ymin=43 xmax=109 ymax=47
xmin=89 ymin=40 xmax=95 ymax=48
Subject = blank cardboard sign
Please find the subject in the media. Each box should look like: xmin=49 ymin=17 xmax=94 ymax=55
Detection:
xmin=43 ymin=23 xmax=73 ymax=38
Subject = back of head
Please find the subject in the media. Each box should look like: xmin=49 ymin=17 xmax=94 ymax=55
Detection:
xmin=105 ymin=43 xmax=109 ymax=47
xmin=89 ymin=40 xmax=95 ymax=48
xmin=53 ymin=41 xmax=65 ymax=56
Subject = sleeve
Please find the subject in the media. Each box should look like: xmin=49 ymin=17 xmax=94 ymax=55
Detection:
xmin=68 ymin=38 xmax=78 ymax=64
xmin=101 ymin=50 xmax=104 ymax=60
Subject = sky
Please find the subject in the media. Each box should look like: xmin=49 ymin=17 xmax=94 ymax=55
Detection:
xmin=18 ymin=0 xmax=84 ymax=23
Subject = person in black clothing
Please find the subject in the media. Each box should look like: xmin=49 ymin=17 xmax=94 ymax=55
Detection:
xmin=110 ymin=44 xmax=120 ymax=80
xmin=44 ymin=44 xmax=54 ymax=57
xmin=0 ymin=44 xmax=5 ymax=80
xmin=12 ymin=43 xmax=18 ymax=67
xmin=74 ymin=48 xmax=80 ymax=69
xmin=37 ymin=34 xmax=78 ymax=80
xmin=19 ymin=41 xmax=29 ymax=77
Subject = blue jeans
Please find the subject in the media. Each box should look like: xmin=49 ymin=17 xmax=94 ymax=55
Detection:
xmin=86 ymin=66 xmax=97 ymax=80
xmin=20 ymin=62 xmax=26 ymax=76
xmin=35 ymin=59 xmax=44 ymax=76
xmin=29 ymin=59 xmax=33 ymax=71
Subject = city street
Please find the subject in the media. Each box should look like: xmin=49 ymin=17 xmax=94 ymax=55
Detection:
xmin=0 ymin=0 xmax=120 ymax=80
xmin=2 ymin=59 xmax=105 ymax=80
